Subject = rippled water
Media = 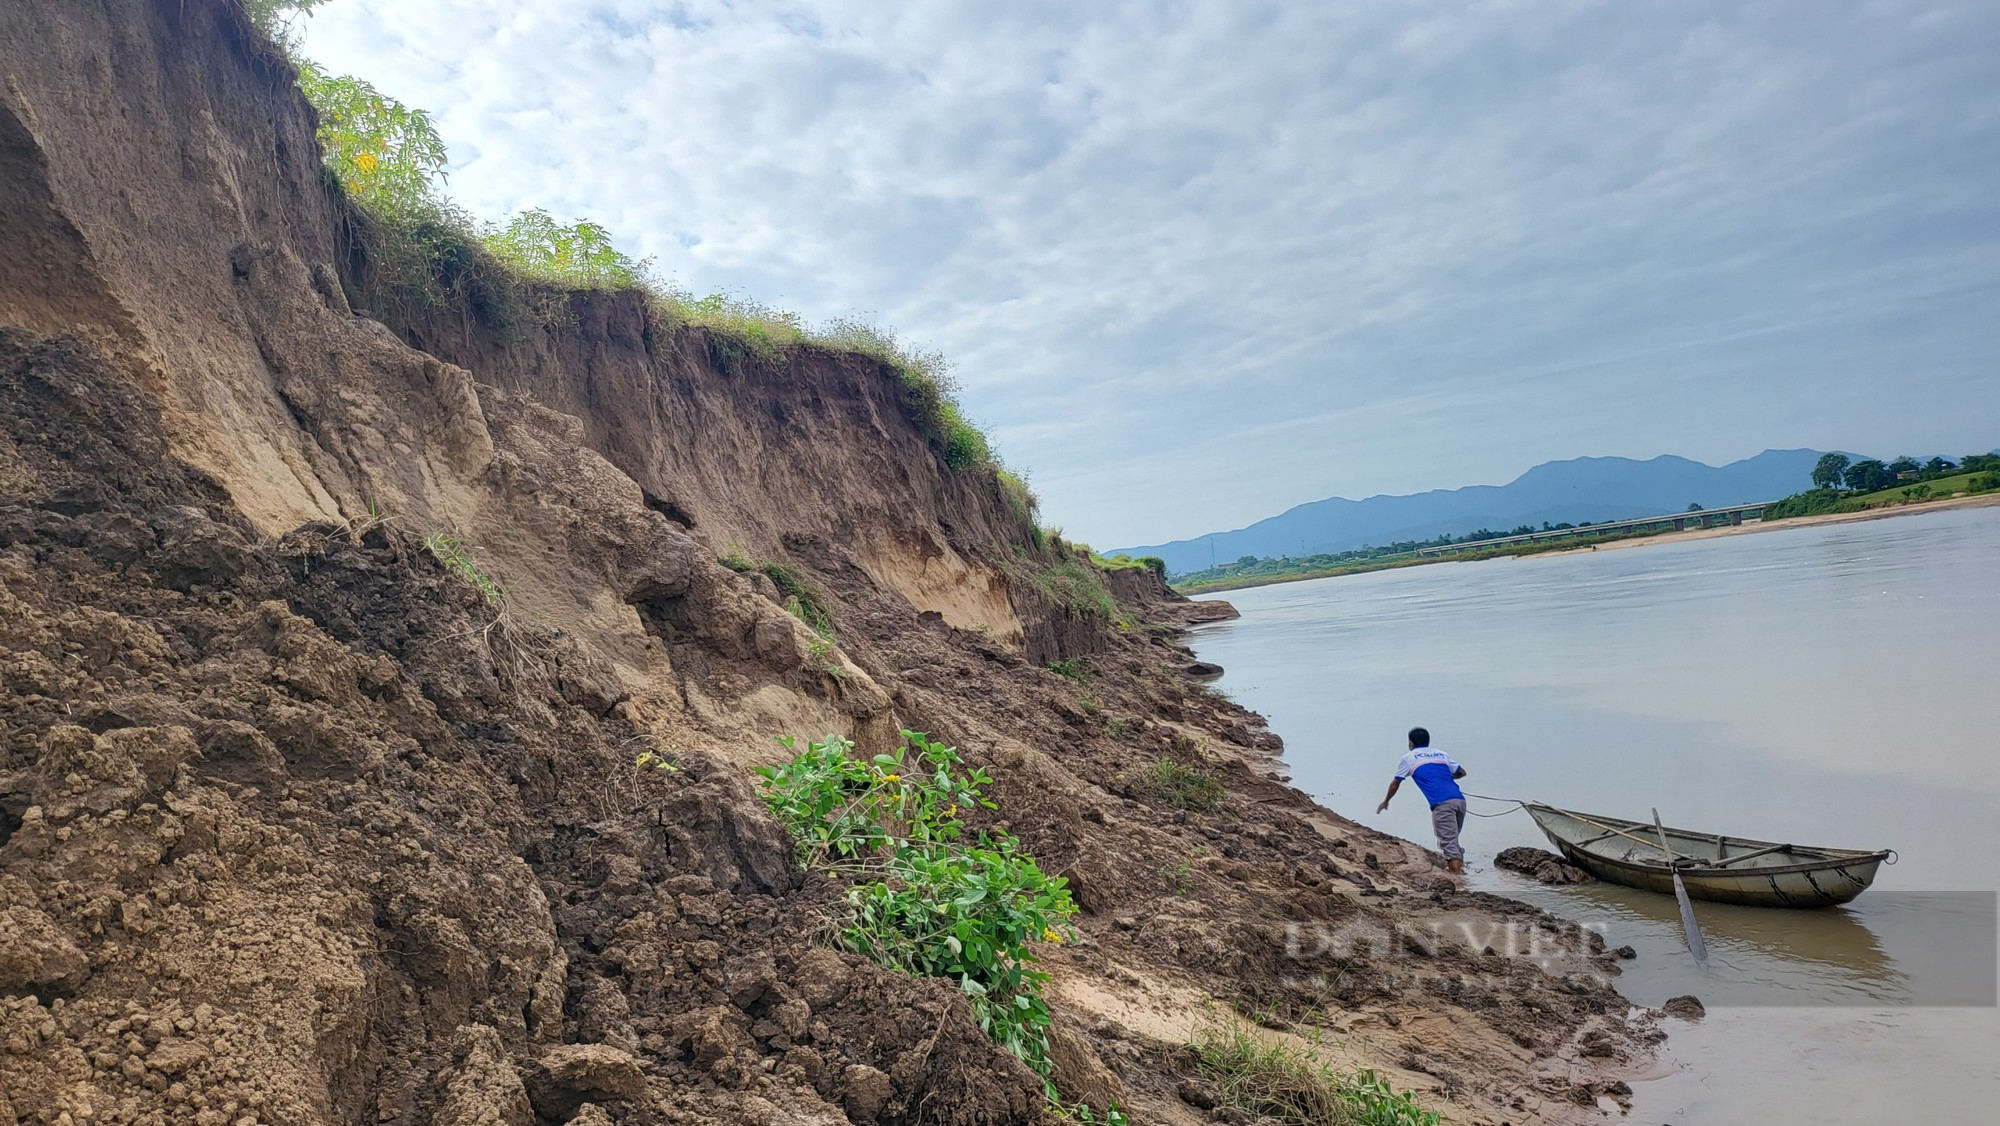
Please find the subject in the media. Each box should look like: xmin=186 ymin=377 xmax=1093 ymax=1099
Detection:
xmin=1187 ymin=506 xmax=2000 ymax=1123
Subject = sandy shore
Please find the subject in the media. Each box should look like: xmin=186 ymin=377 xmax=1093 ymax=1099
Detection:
xmin=1540 ymin=491 xmax=2000 ymax=558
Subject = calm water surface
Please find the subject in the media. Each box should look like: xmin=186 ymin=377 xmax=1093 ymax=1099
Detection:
xmin=1188 ymin=506 xmax=2000 ymax=1124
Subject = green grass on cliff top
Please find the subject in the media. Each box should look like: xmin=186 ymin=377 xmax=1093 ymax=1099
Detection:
xmin=275 ymin=7 xmax=1005 ymax=482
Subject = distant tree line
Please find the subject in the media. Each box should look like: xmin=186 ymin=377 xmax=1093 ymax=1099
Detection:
xmin=1180 ymin=517 xmax=1639 ymax=585
xmin=1767 ymin=451 xmax=2000 ymax=519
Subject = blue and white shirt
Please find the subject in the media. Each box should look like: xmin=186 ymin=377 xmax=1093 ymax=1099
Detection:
xmin=1394 ymin=749 xmax=1464 ymax=807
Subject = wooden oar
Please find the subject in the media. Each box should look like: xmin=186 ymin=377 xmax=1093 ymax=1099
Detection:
xmin=1554 ymin=807 xmax=1678 ymax=857
xmin=1653 ymin=807 xmax=1709 ymax=966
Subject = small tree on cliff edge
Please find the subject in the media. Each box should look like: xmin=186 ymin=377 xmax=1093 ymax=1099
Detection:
xmin=1811 ymin=452 xmax=1851 ymax=491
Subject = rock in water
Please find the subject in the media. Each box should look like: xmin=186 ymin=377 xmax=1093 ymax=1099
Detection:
xmin=1494 ymin=846 xmax=1595 ymax=884
xmin=1662 ymin=995 xmax=1707 ymax=1021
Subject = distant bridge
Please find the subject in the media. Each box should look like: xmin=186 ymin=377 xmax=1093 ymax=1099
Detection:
xmin=1414 ymin=502 xmax=1770 ymax=557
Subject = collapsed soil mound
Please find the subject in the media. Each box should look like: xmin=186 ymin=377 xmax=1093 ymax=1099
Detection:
xmin=1494 ymin=847 xmax=1596 ymax=886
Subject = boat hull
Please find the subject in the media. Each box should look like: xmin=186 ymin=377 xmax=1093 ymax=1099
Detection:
xmin=1524 ymin=803 xmax=1890 ymax=909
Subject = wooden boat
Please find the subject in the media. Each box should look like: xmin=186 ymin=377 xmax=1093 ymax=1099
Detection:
xmin=1523 ymin=802 xmax=1893 ymax=908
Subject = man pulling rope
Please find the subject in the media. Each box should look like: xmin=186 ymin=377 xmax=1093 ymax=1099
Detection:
xmin=1376 ymin=726 xmax=1469 ymax=875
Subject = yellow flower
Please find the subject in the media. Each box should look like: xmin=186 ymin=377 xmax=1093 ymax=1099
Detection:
xmin=1043 ymin=928 xmax=1062 ymax=944
xmin=881 ymin=773 xmax=901 ymax=783
xmin=353 ymin=150 xmax=380 ymax=174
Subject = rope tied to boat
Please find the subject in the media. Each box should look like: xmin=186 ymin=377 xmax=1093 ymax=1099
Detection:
xmin=1459 ymin=791 xmax=1529 ymax=817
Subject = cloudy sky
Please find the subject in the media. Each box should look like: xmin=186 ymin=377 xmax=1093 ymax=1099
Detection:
xmin=297 ymin=1 xmax=2000 ymax=548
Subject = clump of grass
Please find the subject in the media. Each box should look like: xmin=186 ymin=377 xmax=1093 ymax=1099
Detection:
xmin=1190 ymin=1020 xmax=1440 ymax=1126
xmin=651 ymin=288 xmax=806 ymax=364
xmin=422 ymin=531 xmax=506 ymax=606
xmin=1048 ymin=657 xmax=1092 ymax=682
xmin=1143 ymin=755 xmax=1226 ymax=813
xmin=1158 ymin=847 xmax=1201 ymax=896
xmin=996 ymin=468 xmax=1039 ymax=526
xmin=1031 ymin=556 xmax=1119 ymax=620
xmin=1092 ymin=552 xmax=1167 ymax=579
xmin=761 ymin=562 xmax=836 ymax=638
xmin=715 ymin=551 xmax=836 ymax=638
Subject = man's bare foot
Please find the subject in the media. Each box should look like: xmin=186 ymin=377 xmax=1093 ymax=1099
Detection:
xmin=1447 ymin=859 xmax=1464 ymax=875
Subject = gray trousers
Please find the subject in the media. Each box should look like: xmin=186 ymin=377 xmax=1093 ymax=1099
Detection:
xmin=1430 ymin=798 xmax=1466 ymax=860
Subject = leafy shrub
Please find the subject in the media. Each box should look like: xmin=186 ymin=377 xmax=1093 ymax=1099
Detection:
xmin=1190 ymin=1020 xmax=1439 ymax=1126
xmin=298 ymin=62 xmax=519 ymax=326
xmin=1761 ymin=488 xmax=1864 ymax=521
xmin=296 ymin=61 xmax=449 ymax=209
xmin=755 ymin=733 xmax=1078 ymax=1086
xmin=482 ymin=209 xmax=653 ymax=291
xmin=1136 ymin=556 xmax=1168 ymax=578
xmin=243 ymin=0 xmax=329 ymax=47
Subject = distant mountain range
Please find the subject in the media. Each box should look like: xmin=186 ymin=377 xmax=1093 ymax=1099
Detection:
xmin=1113 ymin=450 xmax=1837 ymax=575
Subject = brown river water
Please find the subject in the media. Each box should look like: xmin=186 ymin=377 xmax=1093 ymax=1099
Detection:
xmin=1188 ymin=505 xmax=2000 ymax=1124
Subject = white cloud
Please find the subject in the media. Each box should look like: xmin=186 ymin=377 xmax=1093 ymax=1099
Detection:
xmin=301 ymin=0 xmax=2000 ymax=546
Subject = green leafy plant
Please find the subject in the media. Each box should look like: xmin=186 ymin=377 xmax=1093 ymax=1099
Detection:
xmin=243 ymin=0 xmax=330 ymax=47
xmin=755 ymin=733 xmax=1079 ymax=1091
xmin=421 ymin=531 xmax=506 ymax=606
xmin=1158 ymin=847 xmax=1201 ymax=896
xmin=1190 ymin=1019 xmax=1439 ymax=1126
xmin=483 ymin=209 xmax=652 ymax=291
xmin=296 ymin=61 xmax=450 ymax=210
xmin=805 ymin=637 xmax=846 ymax=678
xmin=632 ymin=749 xmax=681 ymax=773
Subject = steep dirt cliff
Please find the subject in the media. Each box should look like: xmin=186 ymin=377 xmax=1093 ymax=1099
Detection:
xmin=0 ymin=3 xmax=1657 ymax=1124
